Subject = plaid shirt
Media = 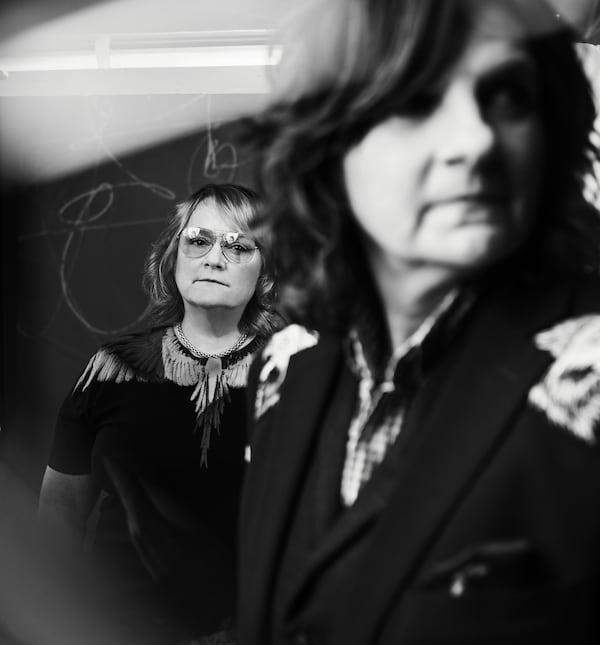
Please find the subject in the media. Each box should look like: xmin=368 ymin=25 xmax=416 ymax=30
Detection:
xmin=340 ymin=289 xmax=472 ymax=506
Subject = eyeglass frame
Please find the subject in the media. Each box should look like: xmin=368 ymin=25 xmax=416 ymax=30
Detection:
xmin=176 ymin=226 xmax=260 ymax=264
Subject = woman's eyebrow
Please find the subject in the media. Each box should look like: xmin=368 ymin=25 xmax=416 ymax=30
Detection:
xmin=477 ymin=55 xmax=539 ymax=87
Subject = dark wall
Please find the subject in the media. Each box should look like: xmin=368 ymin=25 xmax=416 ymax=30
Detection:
xmin=1 ymin=117 xmax=258 ymax=493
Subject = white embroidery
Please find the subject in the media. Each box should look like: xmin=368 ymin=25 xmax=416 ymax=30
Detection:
xmin=254 ymin=324 xmax=319 ymax=420
xmin=529 ymin=315 xmax=600 ymax=443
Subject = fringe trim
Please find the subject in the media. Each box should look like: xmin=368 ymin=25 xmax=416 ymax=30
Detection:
xmin=75 ymin=348 xmax=143 ymax=392
xmin=162 ymin=328 xmax=253 ymax=465
xmin=75 ymin=328 xmax=254 ymax=466
xmin=190 ymin=354 xmax=253 ymax=466
xmin=162 ymin=328 xmax=204 ymax=386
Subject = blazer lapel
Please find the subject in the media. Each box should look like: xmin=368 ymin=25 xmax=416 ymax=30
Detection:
xmin=335 ymin=280 xmax=570 ymax=644
xmin=239 ymin=337 xmax=344 ymax=642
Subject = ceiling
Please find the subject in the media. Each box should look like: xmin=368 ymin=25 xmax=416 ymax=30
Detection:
xmin=0 ymin=0 xmax=597 ymax=182
xmin=0 ymin=0 xmax=297 ymax=181
xmin=0 ymin=0 xmax=293 ymax=40
xmin=0 ymin=0 xmax=293 ymax=94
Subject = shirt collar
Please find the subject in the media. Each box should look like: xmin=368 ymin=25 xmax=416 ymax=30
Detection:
xmin=347 ymin=287 xmax=476 ymax=387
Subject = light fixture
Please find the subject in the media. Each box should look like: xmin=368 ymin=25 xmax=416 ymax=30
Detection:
xmin=0 ymin=30 xmax=280 ymax=72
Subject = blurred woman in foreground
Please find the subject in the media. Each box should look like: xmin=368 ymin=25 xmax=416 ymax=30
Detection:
xmin=236 ymin=1 xmax=600 ymax=643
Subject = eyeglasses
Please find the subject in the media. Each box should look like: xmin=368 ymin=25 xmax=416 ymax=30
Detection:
xmin=177 ymin=226 xmax=259 ymax=264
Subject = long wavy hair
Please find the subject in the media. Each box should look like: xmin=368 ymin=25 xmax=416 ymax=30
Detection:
xmin=142 ymin=183 xmax=283 ymax=339
xmin=239 ymin=0 xmax=600 ymax=332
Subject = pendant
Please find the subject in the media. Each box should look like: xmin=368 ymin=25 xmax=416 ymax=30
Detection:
xmin=204 ymin=356 xmax=222 ymax=377
xmin=204 ymin=356 xmax=223 ymax=400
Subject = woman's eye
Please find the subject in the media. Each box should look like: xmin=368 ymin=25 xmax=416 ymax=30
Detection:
xmin=482 ymin=80 xmax=539 ymax=122
xmin=233 ymin=242 xmax=254 ymax=252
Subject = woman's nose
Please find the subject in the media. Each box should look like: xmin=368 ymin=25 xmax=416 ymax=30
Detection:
xmin=203 ymin=242 xmax=226 ymax=267
xmin=436 ymin=86 xmax=496 ymax=166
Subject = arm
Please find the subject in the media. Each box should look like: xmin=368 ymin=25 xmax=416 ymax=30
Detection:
xmin=38 ymin=466 xmax=99 ymax=549
xmin=40 ymin=360 xmax=102 ymax=546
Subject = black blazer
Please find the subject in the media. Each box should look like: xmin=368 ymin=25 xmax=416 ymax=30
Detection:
xmin=238 ymin=278 xmax=600 ymax=645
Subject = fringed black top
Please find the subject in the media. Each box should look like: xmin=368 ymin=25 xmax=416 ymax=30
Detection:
xmin=48 ymin=326 xmax=264 ymax=643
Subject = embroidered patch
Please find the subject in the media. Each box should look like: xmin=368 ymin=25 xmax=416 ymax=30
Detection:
xmin=529 ymin=315 xmax=600 ymax=443
xmin=254 ymin=324 xmax=319 ymax=420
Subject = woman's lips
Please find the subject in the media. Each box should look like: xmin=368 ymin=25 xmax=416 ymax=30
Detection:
xmin=194 ymin=278 xmax=229 ymax=286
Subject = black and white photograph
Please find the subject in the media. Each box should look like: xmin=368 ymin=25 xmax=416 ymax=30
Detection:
xmin=1 ymin=1 xmax=600 ymax=644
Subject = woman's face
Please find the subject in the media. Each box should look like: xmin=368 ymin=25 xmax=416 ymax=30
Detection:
xmin=342 ymin=0 xmax=544 ymax=278
xmin=175 ymin=199 xmax=262 ymax=319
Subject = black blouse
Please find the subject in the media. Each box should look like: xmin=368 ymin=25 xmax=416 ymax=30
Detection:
xmin=48 ymin=327 xmax=261 ymax=643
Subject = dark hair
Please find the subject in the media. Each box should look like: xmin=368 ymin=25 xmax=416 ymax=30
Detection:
xmin=142 ymin=183 xmax=283 ymax=338
xmin=239 ymin=0 xmax=600 ymax=332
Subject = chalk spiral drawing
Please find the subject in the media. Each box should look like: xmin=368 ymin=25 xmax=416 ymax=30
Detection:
xmin=18 ymin=94 xmax=241 ymax=341
xmin=188 ymin=97 xmax=238 ymax=189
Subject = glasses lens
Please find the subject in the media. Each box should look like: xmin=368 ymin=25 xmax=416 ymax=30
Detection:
xmin=221 ymin=235 xmax=258 ymax=264
xmin=179 ymin=227 xmax=216 ymax=258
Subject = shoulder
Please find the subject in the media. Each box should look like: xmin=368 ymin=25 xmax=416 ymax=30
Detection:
xmin=528 ymin=277 xmax=600 ymax=444
xmin=75 ymin=327 xmax=166 ymax=392
xmin=261 ymin=323 xmax=320 ymax=361
xmin=533 ymin=276 xmax=600 ymax=359
xmin=251 ymin=324 xmax=320 ymax=421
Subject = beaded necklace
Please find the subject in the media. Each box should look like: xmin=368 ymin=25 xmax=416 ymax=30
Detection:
xmin=174 ymin=322 xmax=248 ymax=359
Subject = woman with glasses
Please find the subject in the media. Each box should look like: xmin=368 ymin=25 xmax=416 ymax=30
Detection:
xmin=235 ymin=0 xmax=600 ymax=643
xmin=38 ymin=183 xmax=281 ymax=644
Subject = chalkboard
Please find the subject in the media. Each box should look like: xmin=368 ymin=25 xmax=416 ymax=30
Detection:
xmin=1 ymin=104 xmax=258 ymax=490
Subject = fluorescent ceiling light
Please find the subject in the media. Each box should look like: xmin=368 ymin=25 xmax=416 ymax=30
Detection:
xmin=0 ymin=45 xmax=279 ymax=72
xmin=0 ymin=30 xmax=280 ymax=72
